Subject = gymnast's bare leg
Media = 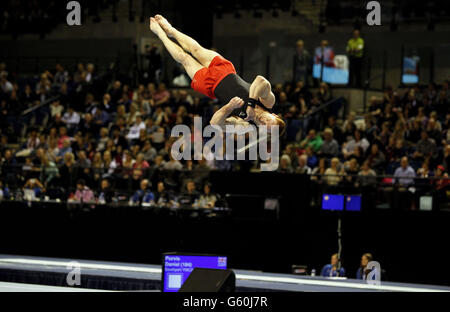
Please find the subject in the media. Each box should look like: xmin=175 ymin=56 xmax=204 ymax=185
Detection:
xmin=154 ymin=14 xmax=219 ymax=68
xmin=149 ymin=17 xmax=202 ymax=79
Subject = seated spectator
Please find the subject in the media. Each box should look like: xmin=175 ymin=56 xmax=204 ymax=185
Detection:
xmin=321 ymin=253 xmax=345 ymax=277
xmin=131 ymin=179 xmax=155 ymax=204
xmin=23 ymin=178 xmax=45 ymax=199
xmin=163 ymin=153 xmax=183 ymax=170
xmin=356 ymin=161 xmax=377 ymax=187
xmin=342 ymin=129 xmax=370 ymax=159
xmin=71 ymin=179 xmax=95 ymax=202
xmin=62 ymin=106 xmax=80 ymax=135
xmin=153 ymin=83 xmax=171 ymax=106
xmin=433 ymin=165 xmax=450 ymax=191
xmin=342 ymin=112 xmax=357 ymax=141
xmin=394 ymin=156 xmax=416 ymax=187
xmin=417 ymin=160 xmax=433 ymax=178
xmin=154 ymin=181 xmax=172 ymax=207
xmin=126 ymin=114 xmax=146 ymax=141
xmin=25 ymin=128 xmax=40 ymax=151
xmin=300 ymin=129 xmax=323 ymax=153
xmin=324 ymin=157 xmax=343 ymax=186
xmin=142 ymin=140 xmax=157 ymax=162
xmin=296 ymin=154 xmax=312 ymax=174
xmin=56 ymin=138 xmax=73 ymax=163
xmin=97 ymin=178 xmax=114 ymax=204
xmin=178 ymin=180 xmax=199 ymax=207
xmin=311 ymin=157 xmax=327 ymax=181
xmin=39 ymin=154 xmax=59 ymax=187
xmin=57 ymin=126 xmax=70 ymax=149
xmin=278 ymin=155 xmax=294 ymax=174
xmin=96 ymin=127 xmax=110 ymax=152
xmin=305 ymin=146 xmax=318 ymax=169
xmin=342 ymin=158 xmax=359 ymax=186
xmin=197 ymin=182 xmax=217 ymax=209
xmin=366 ymin=143 xmax=386 ymax=174
xmin=413 ymin=130 xmax=437 ymax=161
xmin=356 ymin=253 xmax=377 ymax=280
xmin=318 ymin=128 xmax=339 ymax=158
xmin=0 ymin=180 xmax=10 ymax=200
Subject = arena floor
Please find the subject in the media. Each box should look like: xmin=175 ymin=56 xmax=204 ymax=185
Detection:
xmin=0 ymin=255 xmax=449 ymax=292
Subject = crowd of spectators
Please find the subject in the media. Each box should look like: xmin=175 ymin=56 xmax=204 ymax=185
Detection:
xmin=1 ymin=58 xmax=450 ymax=209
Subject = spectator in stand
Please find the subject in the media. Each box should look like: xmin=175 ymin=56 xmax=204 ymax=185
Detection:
xmin=278 ymin=155 xmax=294 ymax=174
xmin=178 ymin=180 xmax=199 ymax=207
xmin=97 ymin=178 xmax=114 ymax=204
xmin=305 ymin=146 xmax=318 ymax=169
xmin=153 ymin=83 xmax=171 ymax=106
xmin=318 ymin=128 xmax=339 ymax=158
xmin=356 ymin=253 xmax=374 ymax=280
xmin=163 ymin=153 xmax=183 ymax=171
xmin=131 ymin=179 xmax=155 ymax=204
xmin=0 ymin=180 xmax=10 ymax=200
xmin=300 ymin=129 xmax=323 ymax=153
xmin=394 ymin=156 xmax=416 ymax=187
xmin=53 ymin=64 xmax=68 ymax=89
xmin=62 ymin=106 xmax=80 ymax=135
xmin=342 ymin=130 xmax=370 ymax=159
xmin=321 ymin=253 xmax=345 ymax=277
xmin=293 ymin=40 xmax=311 ymax=86
xmin=56 ymin=138 xmax=73 ymax=163
xmin=50 ymin=100 xmax=64 ymax=118
xmin=39 ymin=154 xmax=59 ymax=187
xmin=356 ymin=161 xmax=377 ymax=188
xmin=366 ymin=143 xmax=385 ymax=174
xmin=71 ymin=179 xmax=95 ymax=202
xmin=154 ymin=181 xmax=172 ymax=207
xmin=413 ymin=130 xmax=437 ymax=162
xmin=324 ymin=157 xmax=342 ymax=186
xmin=23 ymin=178 xmax=45 ymax=199
xmin=197 ymin=182 xmax=217 ymax=209
xmin=296 ymin=154 xmax=311 ymax=175
xmin=126 ymin=114 xmax=146 ymax=142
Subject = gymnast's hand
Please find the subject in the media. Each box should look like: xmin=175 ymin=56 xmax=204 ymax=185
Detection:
xmin=228 ymin=97 xmax=245 ymax=109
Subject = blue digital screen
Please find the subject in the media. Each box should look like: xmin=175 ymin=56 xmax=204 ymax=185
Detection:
xmin=321 ymin=194 xmax=344 ymax=211
xmin=163 ymin=254 xmax=227 ymax=292
xmin=346 ymin=195 xmax=362 ymax=211
xmin=402 ymin=56 xmax=419 ymax=84
xmin=313 ymin=64 xmax=349 ymax=85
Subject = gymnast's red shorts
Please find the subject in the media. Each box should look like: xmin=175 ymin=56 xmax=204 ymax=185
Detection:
xmin=191 ymin=55 xmax=236 ymax=99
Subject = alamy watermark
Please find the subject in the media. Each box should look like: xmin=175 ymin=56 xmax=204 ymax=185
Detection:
xmin=366 ymin=1 xmax=382 ymax=26
xmin=66 ymin=1 xmax=81 ymax=26
xmin=170 ymin=117 xmax=280 ymax=171
xmin=366 ymin=261 xmax=382 ymax=286
xmin=66 ymin=261 xmax=81 ymax=286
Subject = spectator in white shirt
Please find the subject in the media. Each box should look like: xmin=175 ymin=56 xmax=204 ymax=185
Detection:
xmin=126 ymin=114 xmax=146 ymax=141
xmin=342 ymin=129 xmax=370 ymax=159
xmin=50 ymin=100 xmax=64 ymax=118
xmin=62 ymin=106 xmax=80 ymax=134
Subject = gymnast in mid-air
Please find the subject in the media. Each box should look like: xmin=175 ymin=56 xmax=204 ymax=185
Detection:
xmin=149 ymin=15 xmax=285 ymax=135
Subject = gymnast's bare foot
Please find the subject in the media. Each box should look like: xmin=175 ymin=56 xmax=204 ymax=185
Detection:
xmin=155 ymin=14 xmax=175 ymax=37
xmin=149 ymin=17 xmax=165 ymax=37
